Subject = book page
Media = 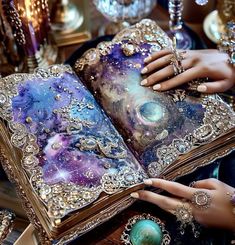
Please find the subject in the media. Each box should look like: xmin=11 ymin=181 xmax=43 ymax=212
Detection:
xmin=0 ymin=65 xmax=146 ymax=222
xmin=76 ymin=20 xmax=235 ymax=178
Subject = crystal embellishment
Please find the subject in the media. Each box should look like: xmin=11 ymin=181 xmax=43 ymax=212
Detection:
xmin=195 ymin=0 xmax=208 ymax=5
xmin=0 ymin=93 xmax=7 ymax=105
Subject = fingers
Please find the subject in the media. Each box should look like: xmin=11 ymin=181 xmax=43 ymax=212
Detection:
xmin=151 ymin=66 xmax=203 ymax=91
xmin=142 ymin=54 xmax=173 ymax=74
xmin=197 ymin=79 xmax=234 ymax=93
xmin=130 ymin=190 xmax=181 ymax=212
xmin=194 ymin=178 xmax=234 ymax=193
xmin=141 ymin=60 xmax=193 ymax=87
xmin=144 ymin=49 xmax=172 ymax=63
xmin=141 ymin=65 xmax=174 ymax=86
xmin=143 ymin=179 xmax=195 ymax=199
xmin=193 ymin=178 xmax=221 ymax=190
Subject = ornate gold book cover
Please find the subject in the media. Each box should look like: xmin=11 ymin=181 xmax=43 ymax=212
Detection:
xmin=0 ymin=20 xmax=235 ymax=244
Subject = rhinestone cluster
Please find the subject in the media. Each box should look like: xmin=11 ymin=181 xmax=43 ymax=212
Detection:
xmin=148 ymin=97 xmax=235 ymax=177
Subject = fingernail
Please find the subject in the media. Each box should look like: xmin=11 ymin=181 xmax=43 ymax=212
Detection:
xmin=144 ymin=56 xmax=151 ymax=63
xmin=144 ymin=179 xmax=153 ymax=185
xmin=130 ymin=192 xmax=139 ymax=199
xmin=141 ymin=67 xmax=148 ymax=74
xmin=140 ymin=79 xmax=148 ymax=86
xmin=153 ymin=84 xmax=161 ymax=90
xmin=197 ymin=85 xmax=207 ymax=92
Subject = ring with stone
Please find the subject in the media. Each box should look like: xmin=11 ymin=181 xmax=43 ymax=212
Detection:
xmin=187 ymin=80 xmax=202 ymax=91
xmin=120 ymin=213 xmax=171 ymax=245
xmin=173 ymin=202 xmax=199 ymax=238
xmin=170 ymin=50 xmax=186 ymax=75
xmin=170 ymin=37 xmax=186 ymax=75
xmin=191 ymin=190 xmax=212 ymax=209
xmin=173 ymin=202 xmax=194 ymax=228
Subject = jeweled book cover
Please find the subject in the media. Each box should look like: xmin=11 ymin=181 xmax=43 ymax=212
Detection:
xmin=0 ymin=20 xmax=235 ymax=244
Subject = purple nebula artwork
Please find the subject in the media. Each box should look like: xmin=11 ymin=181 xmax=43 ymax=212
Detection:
xmin=11 ymin=71 xmax=143 ymax=188
xmin=79 ymin=42 xmax=206 ymax=170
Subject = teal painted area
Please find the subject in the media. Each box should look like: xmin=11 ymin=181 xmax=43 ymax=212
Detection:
xmin=139 ymin=102 xmax=164 ymax=123
xmin=130 ymin=220 xmax=163 ymax=245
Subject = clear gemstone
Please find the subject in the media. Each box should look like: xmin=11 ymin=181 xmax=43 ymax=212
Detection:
xmin=23 ymin=155 xmax=38 ymax=168
xmin=25 ymin=117 xmax=32 ymax=123
xmin=195 ymin=0 xmax=208 ymax=5
xmin=196 ymin=194 xmax=207 ymax=205
xmin=86 ymin=51 xmax=97 ymax=61
xmin=51 ymin=65 xmax=60 ymax=74
xmin=103 ymin=162 xmax=111 ymax=169
xmin=144 ymin=34 xmax=155 ymax=41
xmin=125 ymin=174 xmax=134 ymax=182
xmin=182 ymin=213 xmax=189 ymax=219
xmin=82 ymin=191 xmax=91 ymax=200
xmin=55 ymin=94 xmax=61 ymax=101
xmin=51 ymin=142 xmax=62 ymax=150
xmin=0 ymin=93 xmax=7 ymax=104
xmin=25 ymin=144 xmax=38 ymax=153
xmin=40 ymin=185 xmax=51 ymax=198
xmin=53 ymin=185 xmax=63 ymax=194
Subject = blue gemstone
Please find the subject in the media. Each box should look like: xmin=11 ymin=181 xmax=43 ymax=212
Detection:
xmin=178 ymin=144 xmax=186 ymax=153
xmin=195 ymin=0 xmax=208 ymax=5
xmin=130 ymin=219 xmax=163 ymax=245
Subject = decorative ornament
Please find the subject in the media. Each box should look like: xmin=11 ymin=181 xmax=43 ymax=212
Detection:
xmin=120 ymin=213 xmax=171 ymax=245
xmin=173 ymin=202 xmax=200 ymax=238
xmin=170 ymin=37 xmax=186 ymax=75
xmin=191 ymin=191 xmax=212 ymax=209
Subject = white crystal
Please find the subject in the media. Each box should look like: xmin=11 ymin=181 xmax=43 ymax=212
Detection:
xmin=195 ymin=0 xmax=208 ymax=5
xmin=0 ymin=93 xmax=6 ymax=104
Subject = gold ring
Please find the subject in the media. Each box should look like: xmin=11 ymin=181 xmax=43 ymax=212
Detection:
xmin=191 ymin=190 xmax=212 ymax=209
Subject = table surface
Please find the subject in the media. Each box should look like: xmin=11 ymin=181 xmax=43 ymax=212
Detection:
xmin=59 ymin=2 xmax=216 ymax=62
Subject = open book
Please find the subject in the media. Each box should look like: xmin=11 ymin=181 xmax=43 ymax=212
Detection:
xmin=0 ymin=20 xmax=235 ymax=244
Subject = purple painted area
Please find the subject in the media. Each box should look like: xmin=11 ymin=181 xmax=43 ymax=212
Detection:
xmin=11 ymin=71 xmax=142 ymax=187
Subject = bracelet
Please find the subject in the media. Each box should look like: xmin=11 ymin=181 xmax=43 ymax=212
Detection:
xmin=218 ymin=21 xmax=235 ymax=67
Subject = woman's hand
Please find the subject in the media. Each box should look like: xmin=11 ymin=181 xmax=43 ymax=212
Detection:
xmin=131 ymin=178 xmax=235 ymax=231
xmin=141 ymin=49 xmax=234 ymax=93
